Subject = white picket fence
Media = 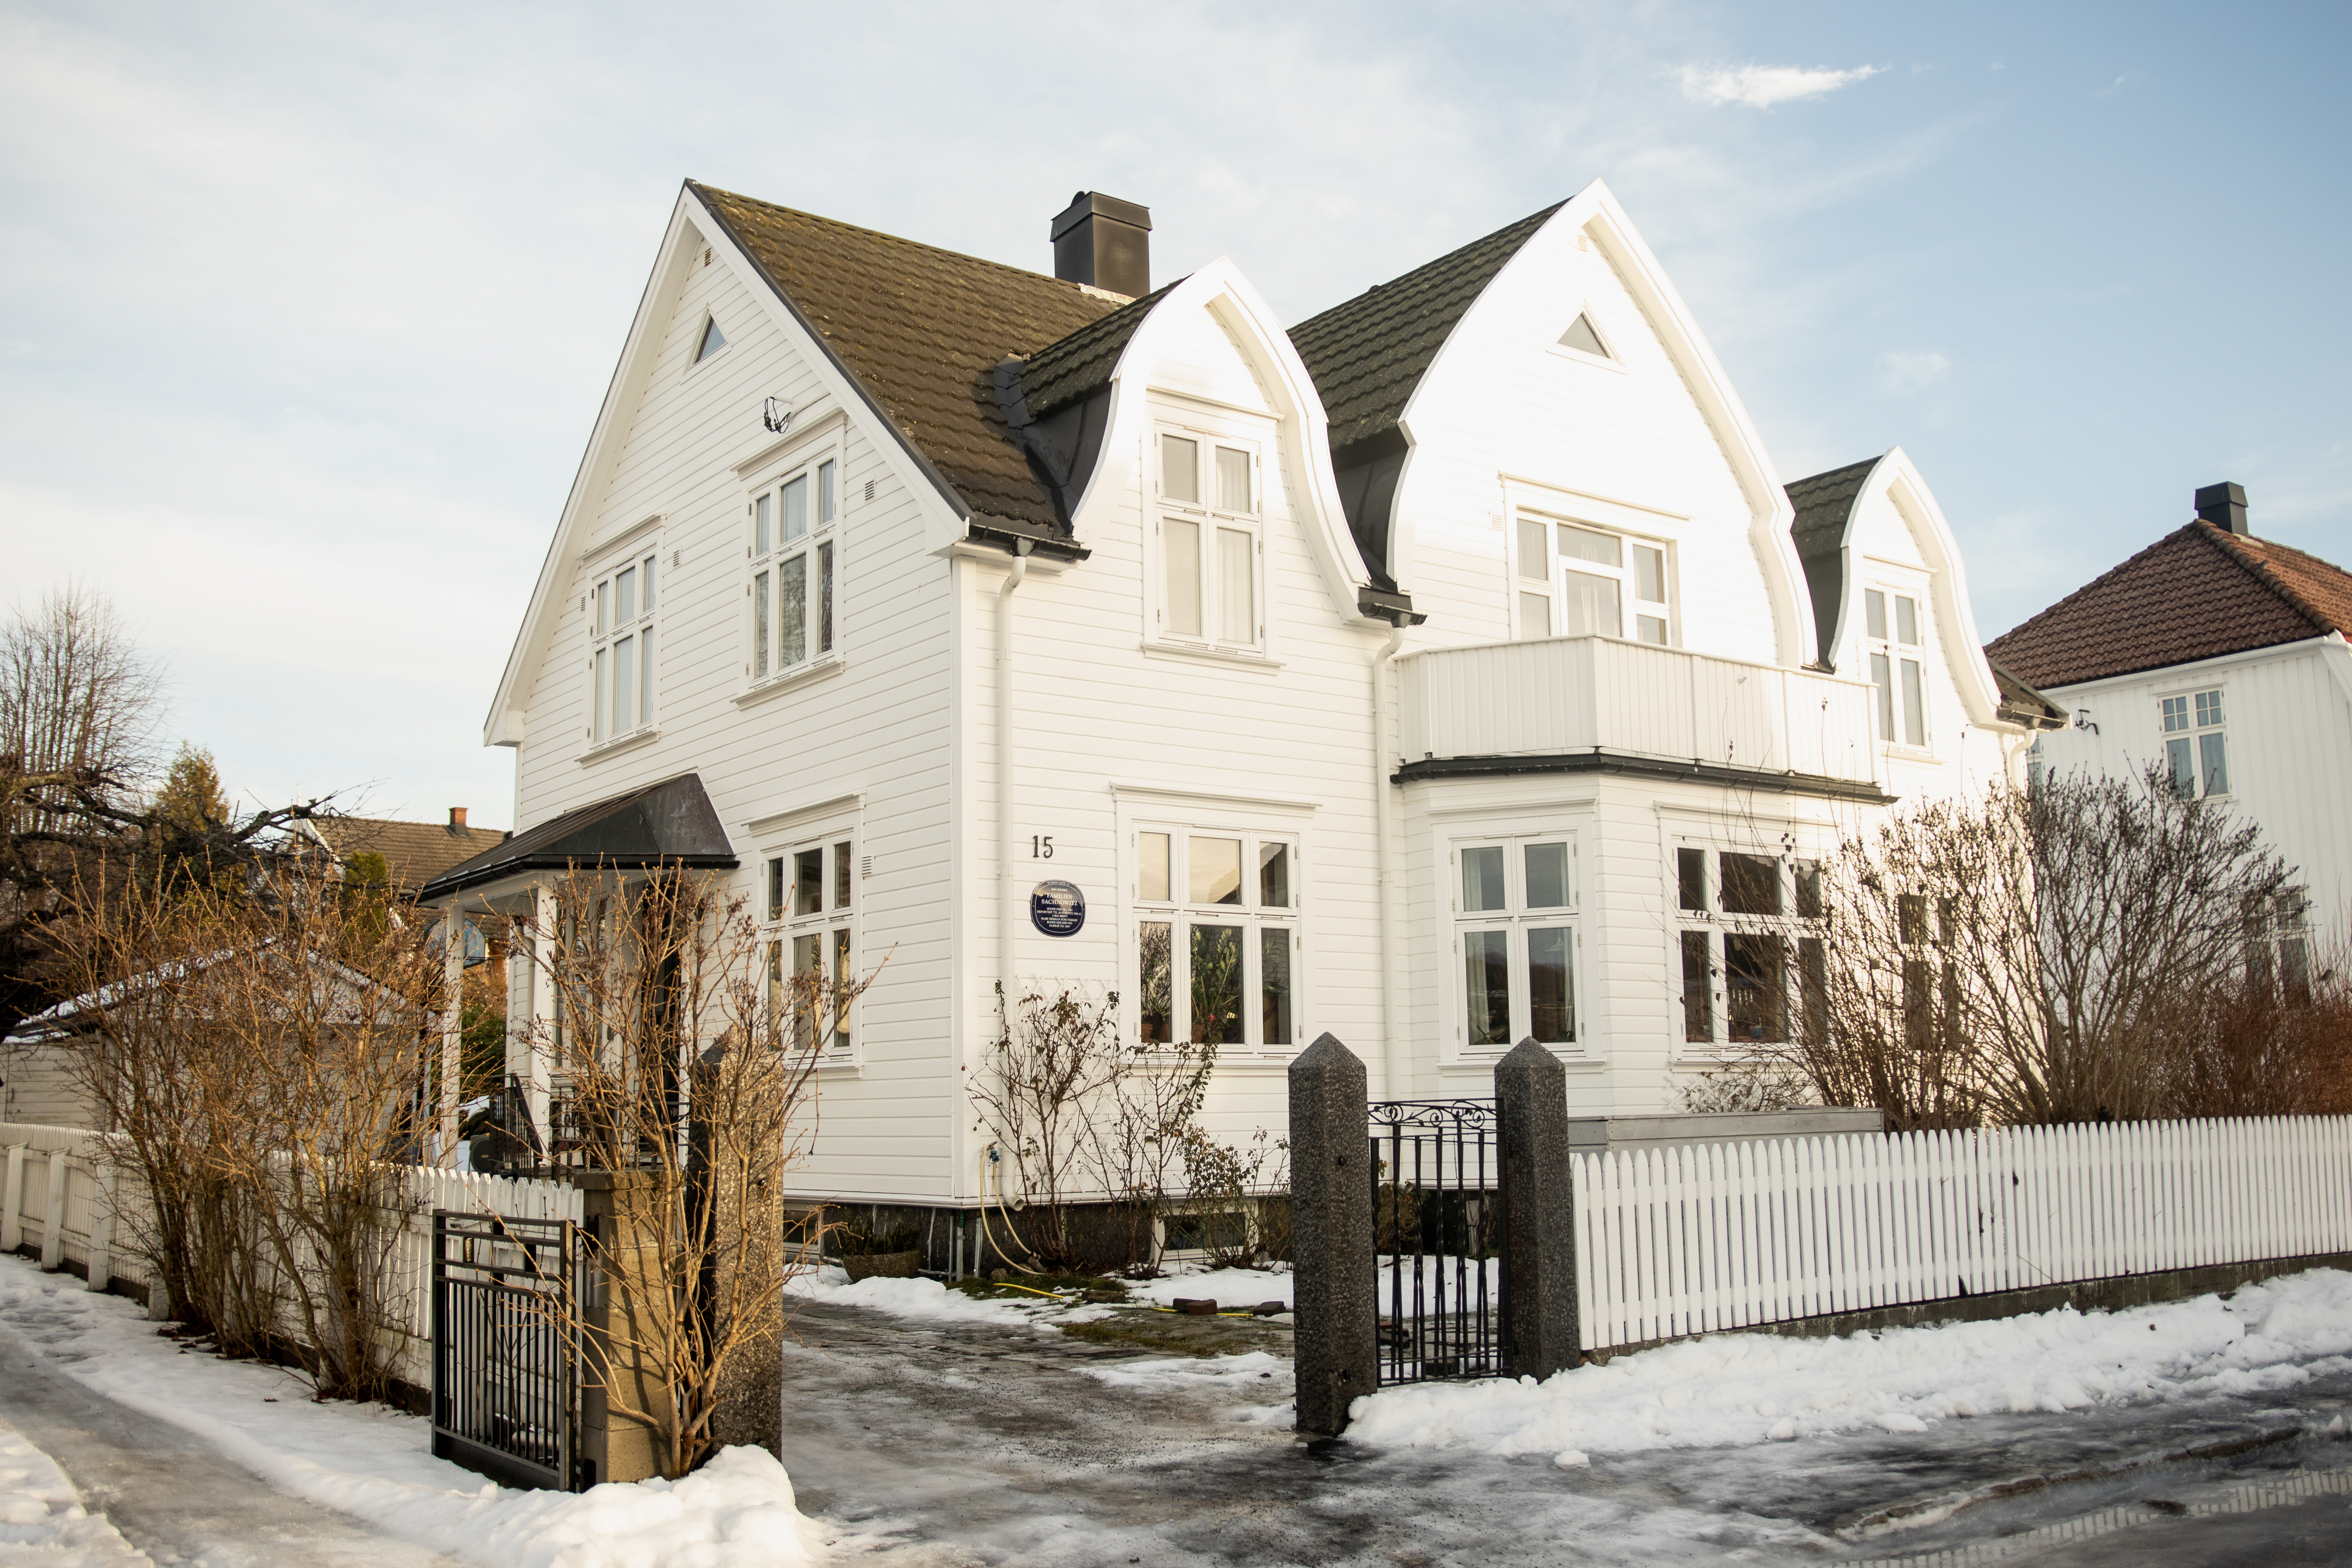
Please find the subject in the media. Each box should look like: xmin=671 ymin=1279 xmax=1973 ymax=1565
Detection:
xmin=0 ymin=1122 xmax=580 ymax=1387
xmin=1573 ymin=1114 xmax=2352 ymax=1353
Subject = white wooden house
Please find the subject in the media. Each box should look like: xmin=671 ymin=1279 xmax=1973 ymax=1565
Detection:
xmin=1988 ymin=484 xmax=2352 ymax=971
xmin=420 ymin=179 xmax=2048 ymax=1225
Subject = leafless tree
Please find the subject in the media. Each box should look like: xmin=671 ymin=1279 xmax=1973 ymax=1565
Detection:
xmin=512 ymin=867 xmax=863 ymax=1478
xmin=1778 ymin=771 xmax=2303 ymax=1126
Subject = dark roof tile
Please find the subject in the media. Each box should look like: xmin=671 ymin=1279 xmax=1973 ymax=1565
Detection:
xmin=692 ymin=184 xmax=1120 ymax=529
xmin=1288 ymin=204 xmax=1564 ymax=456
xmin=1783 ymin=456 xmax=1881 ymax=666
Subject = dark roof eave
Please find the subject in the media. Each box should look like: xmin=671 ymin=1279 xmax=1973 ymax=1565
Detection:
xmin=1392 ymin=750 xmax=1894 ymax=804
xmin=966 ymin=515 xmax=1090 ymax=562
xmin=422 ymin=851 xmax=741 ymax=902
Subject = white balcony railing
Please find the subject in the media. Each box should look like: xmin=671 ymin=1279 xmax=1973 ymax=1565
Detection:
xmin=1396 ymin=635 xmax=1880 ymax=787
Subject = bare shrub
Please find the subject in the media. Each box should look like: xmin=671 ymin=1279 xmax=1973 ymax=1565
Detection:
xmin=1779 ymin=771 xmax=2297 ymax=1127
xmin=968 ymin=983 xmax=1130 ymax=1271
xmin=52 ymin=858 xmax=432 ymax=1398
xmin=512 ymin=866 xmax=861 ymax=1478
xmin=1676 ymin=1058 xmax=1819 ymax=1115
xmin=1172 ymin=1127 xmax=1289 ymax=1268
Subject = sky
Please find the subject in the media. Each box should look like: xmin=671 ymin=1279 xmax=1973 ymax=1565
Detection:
xmin=2 ymin=1 xmax=2346 ymax=830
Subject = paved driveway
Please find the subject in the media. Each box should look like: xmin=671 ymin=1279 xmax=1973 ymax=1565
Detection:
xmin=778 ymin=1297 xmax=2352 ymax=1566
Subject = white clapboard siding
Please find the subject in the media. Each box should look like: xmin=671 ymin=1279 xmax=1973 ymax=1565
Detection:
xmin=1573 ymin=1115 xmax=2352 ymax=1353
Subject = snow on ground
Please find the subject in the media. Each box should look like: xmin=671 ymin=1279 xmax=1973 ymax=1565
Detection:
xmin=0 ymin=1414 xmax=151 ymax=1566
xmin=1122 ymin=1265 xmax=1292 ymax=1310
xmin=0 ymin=1256 xmax=822 ymax=1568
xmin=784 ymin=1265 xmax=1111 ymax=1327
xmin=1348 ymin=1267 xmax=2352 ymax=1469
xmin=1078 ymin=1349 xmax=1290 ymax=1392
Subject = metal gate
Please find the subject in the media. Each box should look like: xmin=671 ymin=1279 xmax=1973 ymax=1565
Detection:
xmin=1370 ymin=1099 xmax=1499 ymax=1386
xmin=431 ymin=1211 xmax=586 ymax=1491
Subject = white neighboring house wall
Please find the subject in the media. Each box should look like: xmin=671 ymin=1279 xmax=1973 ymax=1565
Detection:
xmin=2027 ymin=635 xmax=2352 ymax=952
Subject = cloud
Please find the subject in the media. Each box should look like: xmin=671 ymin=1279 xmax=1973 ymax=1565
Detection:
xmin=1678 ymin=63 xmax=1881 ymax=109
xmin=1881 ymin=350 xmax=1951 ymax=393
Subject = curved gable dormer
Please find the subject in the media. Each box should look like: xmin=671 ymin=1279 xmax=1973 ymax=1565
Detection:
xmin=1369 ymin=181 xmax=1817 ymax=668
xmin=1785 ymin=448 xmax=2007 ymax=735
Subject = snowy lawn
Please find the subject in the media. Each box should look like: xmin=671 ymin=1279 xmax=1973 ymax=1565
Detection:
xmin=0 ymin=1255 xmax=824 ymax=1568
xmin=1348 ymin=1267 xmax=2352 ymax=1470
xmin=783 ymin=1264 xmax=1099 ymax=1327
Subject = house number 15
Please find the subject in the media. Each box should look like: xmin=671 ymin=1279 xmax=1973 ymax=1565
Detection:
xmin=1031 ymin=836 xmax=1054 ymax=858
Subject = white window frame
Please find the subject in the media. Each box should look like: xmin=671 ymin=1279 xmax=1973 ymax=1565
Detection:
xmin=688 ymin=308 xmax=729 ymax=374
xmin=1150 ymin=419 xmax=1268 ymax=656
xmin=1546 ymin=299 xmax=1623 ymax=371
xmin=1447 ymin=831 xmax=1583 ymax=1059
xmin=1669 ymin=837 xmax=1828 ymax=1058
xmin=762 ymin=828 xmax=860 ymax=1060
xmin=1128 ymin=821 xmax=1301 ymax=1054
xmin=2159 ymin=684 xmax=2230 ymax=797
xmin=585 ymin=541 xmax=661 ymax=750
xmin=1862 ymin=582 xmax=1931 ymax=753
xmin=1511 ymin=510 xmax=1673 ymax=646
xmin=743 ymin=442 xmax=844 ymax=693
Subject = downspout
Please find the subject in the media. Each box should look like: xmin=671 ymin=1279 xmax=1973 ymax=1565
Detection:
xmin=1372 ymin=620 xmax=1406 ymax=1097
xmin=998 ymin=539 xmax=1033 ymax=1006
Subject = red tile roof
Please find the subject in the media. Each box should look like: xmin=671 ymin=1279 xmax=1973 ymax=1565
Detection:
xmin=1987 ymin=521 xmax=2350 ymax=689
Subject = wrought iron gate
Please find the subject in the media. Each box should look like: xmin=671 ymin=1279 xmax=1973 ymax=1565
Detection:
xmin=431 ymin=1211 xmax=587 ymax=1491
xmin=1370 ymin=1099 xmax=1499 ymax=1385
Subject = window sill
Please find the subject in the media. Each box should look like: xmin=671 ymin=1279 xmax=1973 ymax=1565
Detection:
xmin=736 ymin=654 xmax=845 ymax=707
xmin=1441 ymin=1051 xmax=1605 ymax=1075
xmin=1139 ymin=641 xmax=1284 ymax=675
xmin=814 ymin=1058 xmax=863 ymax=1080
xmin=1545 ymin=343 xmax=1625 ymax=374
xmin=577 ymin=726 xmax=659 ymax=766
xmin=1879 ymin=744 xmax=1939 ymax=763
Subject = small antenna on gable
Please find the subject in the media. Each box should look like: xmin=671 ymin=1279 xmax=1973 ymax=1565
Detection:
xmin=762 ymin=398 xmax=793 ymax=435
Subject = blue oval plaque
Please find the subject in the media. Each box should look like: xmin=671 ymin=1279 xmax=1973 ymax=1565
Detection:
xmin=1029 ymin=879 xmax=1086 ymax=937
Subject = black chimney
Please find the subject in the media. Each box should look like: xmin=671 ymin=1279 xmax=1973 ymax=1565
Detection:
xmin=2194 ymin=481 xmax=2249 ymax=536
xmin=1050 ymin=192 xmax=1151 ymax=300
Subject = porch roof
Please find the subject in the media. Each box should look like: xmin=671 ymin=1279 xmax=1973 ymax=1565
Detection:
xmin=415 ymin=773 xmax=738 ymax=904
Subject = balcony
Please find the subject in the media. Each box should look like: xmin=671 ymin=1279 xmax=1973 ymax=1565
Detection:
xmin=1395 ymin=636 xmax=1885 ymax=798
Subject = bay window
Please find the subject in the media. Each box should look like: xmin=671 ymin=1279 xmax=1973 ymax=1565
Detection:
xmin=1515 ymin=514 xmax=1671 ymax=645
xmin=1674 ymin=844 xmax=1825 ymax=1049
xmin=1452 ymin=835 xmax=1578 ymax=1051
xmin=747 ymin=453 xmax=839 ymax=687
xmin=1155 ymin=428 xmax=1263 ymax=652
xmin=1133 ymin=825 xmax=1296 ymax=1049
xmin=588 ymin=547 xmax=658 ymax=745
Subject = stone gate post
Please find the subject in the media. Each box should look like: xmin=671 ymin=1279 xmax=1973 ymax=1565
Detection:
xmin=1289 ymin=1032 xmax=1377 ymax=1437
xmin=1496 ymin=1037 xmax=1578 ymax=1379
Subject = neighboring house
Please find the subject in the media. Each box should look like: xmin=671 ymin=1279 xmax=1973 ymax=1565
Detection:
xmin=418 ymin=178 xmax=2039 ymax=1225
xmin=1987 ymin=483 xmax=2352 ymax=961
xmin=306 ymin=809 xmax=511 ymax=897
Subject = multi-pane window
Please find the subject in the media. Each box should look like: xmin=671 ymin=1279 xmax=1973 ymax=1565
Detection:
xmin=1675 ymin=846 xmax=1826 ymax=1048
xmin=1516 ymin=516 xmax=1671 ymax=645
xmin=747 ymin=456 xmax=839 ymax=685
xmin=2162 ymin=688 xmax=2229 ymax=796
xmin=765 ymin=836 xmax=856 ymax=1053
xmin=2246 ymin=888 xmax=2311 ymax=1000
xmin=588 ymin=548 xmax=658 ymax=744
xmin=1453 ymin=836 xmax=1578 ymax=1051
xmin=1134 ymin=826 xmax=1296 ymax=1049
xmin=1155 ymin=430 xmax=1263 ymax=651
xmin=1864 ymin=587 xmax=1927 ymax=749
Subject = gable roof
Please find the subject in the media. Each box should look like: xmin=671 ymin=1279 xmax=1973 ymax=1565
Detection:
xmin=1287 ymin=203 xmax=1565 ymax=458
xmin=691 ymin=183 xmax=1123 ymax=532
xmin=1986 ymin=520 xmax=2352 ymax=689
xmin=312 ymin=816 xmax=510 ymax=896
xmin=417 ymin=774 xmax=737 ymax=903
xmin=1784 ymin=456 xmax=1882 ymax=666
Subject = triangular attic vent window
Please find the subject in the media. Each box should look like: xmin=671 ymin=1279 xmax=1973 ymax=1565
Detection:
xmin=695 ymin=315 xmax=728 ymax=362
xmin=1558 ymin=313 xmax=1608 ymax=357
